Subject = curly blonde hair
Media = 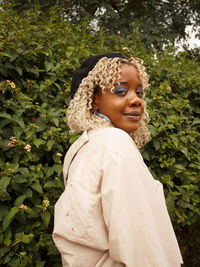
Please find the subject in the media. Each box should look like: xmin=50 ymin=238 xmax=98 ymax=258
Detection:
xmin=67 ymin=56 xmax=151 ymax=148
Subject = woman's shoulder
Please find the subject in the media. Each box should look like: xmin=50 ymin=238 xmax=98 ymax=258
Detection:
xmin=88 ymin=127 xmax=137 ymax=151
xmin=89 ymin=127 xmax=130 ymax=140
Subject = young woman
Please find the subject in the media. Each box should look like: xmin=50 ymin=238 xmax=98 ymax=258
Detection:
xmin=53 ymin=53 xmax=183 ymax=266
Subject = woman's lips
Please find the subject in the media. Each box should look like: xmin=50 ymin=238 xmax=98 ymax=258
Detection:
xmin=123 ymin=111 xmax=141 ymax=120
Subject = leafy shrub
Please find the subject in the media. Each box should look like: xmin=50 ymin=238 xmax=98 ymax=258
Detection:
xmin=143 ymin=49 xmax=200 ymax=266
xmin=0 ymin=5 xmax=200 ymax=267
xmin=0 ymin=6 xmax=96 ymax=266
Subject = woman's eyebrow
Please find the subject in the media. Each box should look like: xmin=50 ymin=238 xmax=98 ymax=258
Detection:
xmin=119 ymin=81 xmax=128 ymax=84
xmin=114 ymin=82 xmax=143 ymax=87
xmin=114 ymin=81 xmax=128 ymax=86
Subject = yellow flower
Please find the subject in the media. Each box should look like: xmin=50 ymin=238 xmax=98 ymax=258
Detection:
xmin=24 ymin=144 xmax=31 ymax=152
xmin=43 ymin=200 xmax=50 ymax=208
xmin=7 ymin=168 xmax=14 ymax=173
xmin=19 ymin=204 xmax=28 ymax=210
xmin=10 ymin=82 xmax=16 ymax=89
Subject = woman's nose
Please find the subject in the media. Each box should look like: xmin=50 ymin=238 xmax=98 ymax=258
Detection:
xmin=127 ymin=93 xmax=141 ymax=107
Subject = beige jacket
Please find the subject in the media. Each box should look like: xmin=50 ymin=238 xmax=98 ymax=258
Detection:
xmin=53 ymin=127 xmax=183 ymax=267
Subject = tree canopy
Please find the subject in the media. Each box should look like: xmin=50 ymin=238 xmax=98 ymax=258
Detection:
xmin=2 ymin=0 xmax=200 ymax=50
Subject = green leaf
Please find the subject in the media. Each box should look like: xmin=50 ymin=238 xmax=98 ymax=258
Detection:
xmin=3 ymin=228 xmax=12 ymax=246
xmin=19 ymin=167 xmax=29 ymax=177
xmin=175 ymin=164 xmax=185 ymax=171
xmin=1 ymin=52 xmax=12 ymax=58
xmin=23 ymin=207 xmax=34 ymax=215
xmin=31 ymin=182 xmax=43 ymax=193
xmin=0 ymin=205 xmax=9 ymax=221
xmin=3 ymin=207 xmax=19 ymax=230
xmin=148 ymin=125 xmax=157 ymax=137
xmin=45 ymin=61 xmax=54 ymax=72
xmin=4 ymin=237 xmax=12 ymax=246
xmin=14 ymin=119 xmax=25 ymax=128
xmin=54 ymin=164 xmax=62 ymax=176
xmin=142 ymin=151 xmax=150 ymax=161
xmin=7 ymin=258 xmax=20 ymax=266
xmin=54 ymin=83 xmax=61 ymax=90
xmin=19 ymin=252 xmax=26 ymax=256
xmin=41 ymin=210 xmax=50 ymax=227
xmin=180 ymin=147 xmax=190 ymax=160
xmin=15 ymin=232 xmax=31 ymax=243
xmin=192 ymin=118 xmax=200 ymax=126
xmin=15 ymin=232 xmax=23 ymax=241
xmin=65 ymin=46 xmax=74 ymax=57
xmin=153 ymin=139 xmax=160 ymax=150
xmin=166 ymin=197 xmax=175 ymax=212
xmin=0 ymin=112 xmax=12 ymax=120
xmin=14 ymin=174 xmax=27 ymax=184
xmin=0 ymin=246 xmax=10 ymax=259
xmin=47 ymin=140 xmax=55 ymax=151
xmin=36 ymin=261 xmax=45 ymax=267
xmin=52 ymin=117 xmax=59 ymax=127
xmin=171 ymin=135 xmax=179 ymax=148
xmin=15 ymin=65 xmax=23 ymax=76
xmin=33 ymin=139 xmax=46 ymax=148
xmin=24 ymin=188 xmax=33 ymax=198
xmin=14 ymin=195 xmax=27 ymax=206
xmin=44 ymin=181 xmax=57 ymax=188
xmin=44 ymin=166 xmax=54 ymax=177
xmin=0 ymin=177 xmax=11 ymax=191
xmin=22 ymin=235 xmax=31 ymax=244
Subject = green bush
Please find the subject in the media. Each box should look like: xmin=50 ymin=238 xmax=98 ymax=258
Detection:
xmin=0 ymin=6 xmax=96 ymax=266
xmin=143 ymin=50 xmax=200 ymax=266
xmin=0 ymin=5 xmax=200 ymax=266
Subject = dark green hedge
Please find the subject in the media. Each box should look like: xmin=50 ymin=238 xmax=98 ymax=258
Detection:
xmin=144 ymin=50 xmax=200 ymax=266
xmin=0 ymin=5 xmax=200 ymax=267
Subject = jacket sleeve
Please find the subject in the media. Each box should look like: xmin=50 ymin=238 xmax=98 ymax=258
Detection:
xmin=101 ymin=138 xmax=183 ymax=267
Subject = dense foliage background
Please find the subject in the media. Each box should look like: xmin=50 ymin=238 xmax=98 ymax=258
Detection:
xmin=2 ymin=0 xmax=200 ymax=50
xmin=0 ymin=4 xmax=200 ymax=267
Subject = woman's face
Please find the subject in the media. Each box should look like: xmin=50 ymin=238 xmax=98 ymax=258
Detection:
xmin=94 ymin=64 xmax=144 ymax=133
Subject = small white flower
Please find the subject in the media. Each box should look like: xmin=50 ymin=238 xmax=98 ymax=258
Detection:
xmin=122 ymin=47 xmax=129 ymax=52
xmin=24 ymin=144 xmax=31 ymax=152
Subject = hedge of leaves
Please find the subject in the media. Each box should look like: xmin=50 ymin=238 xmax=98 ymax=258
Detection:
xmin=144 ymin=50 xmax=200 ymax=266
xmin=0 ymin=5 xmax=200 ymax=267
xmin=0 ymin=6 xmax=95 ymax=266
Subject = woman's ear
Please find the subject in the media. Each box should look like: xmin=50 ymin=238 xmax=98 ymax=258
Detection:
xmin=92 ymin=86 xmax=100 ymax=111
xmin=92 ymin=93 xmax=99 ymax=111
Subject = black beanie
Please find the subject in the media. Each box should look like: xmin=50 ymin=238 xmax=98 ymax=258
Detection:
xmin=70 ymin=52 xmax=126 ymax=98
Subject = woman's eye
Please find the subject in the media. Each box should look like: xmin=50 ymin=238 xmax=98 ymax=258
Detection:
xmin=113 ymin=86 xmax=127 ymax=96
xmin=136 ymin=89 xmax=144 ymax=98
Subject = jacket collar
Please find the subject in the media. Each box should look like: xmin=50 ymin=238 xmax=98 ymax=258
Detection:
xmin=63 ymin=130 xmax=89 ymax=185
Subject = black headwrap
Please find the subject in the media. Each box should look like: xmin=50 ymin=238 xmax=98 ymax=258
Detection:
xmin=70 ymin=52 xmax=126 ymax=98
